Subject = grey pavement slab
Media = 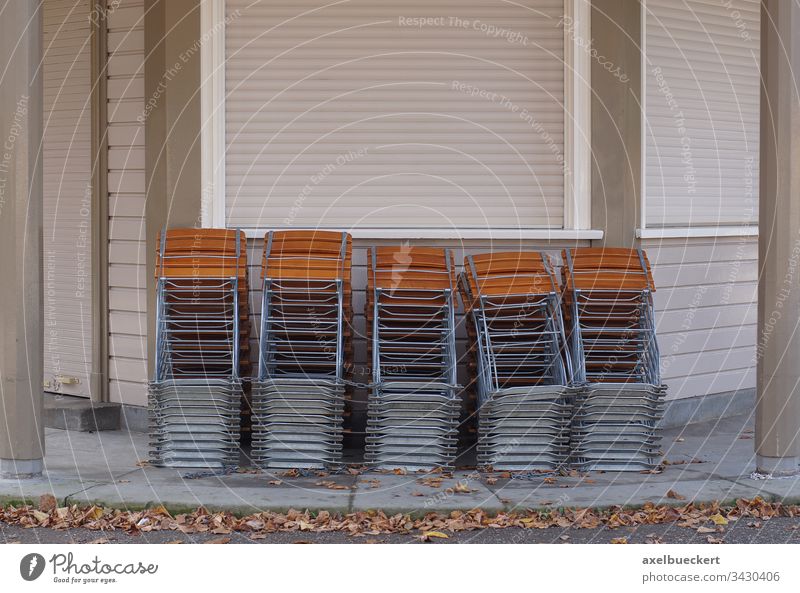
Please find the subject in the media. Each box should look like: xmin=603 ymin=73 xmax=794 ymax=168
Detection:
xmin=65 ymin=469 xmax=356 ymax=515
xmin=1 ymin=413 xmax=799 ymax=514
xmin=352 ymin=471 xmax=504 ymax=513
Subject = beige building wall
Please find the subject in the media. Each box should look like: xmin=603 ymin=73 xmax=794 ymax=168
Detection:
xmin=106 ymin=0 xmax=148 ymax=406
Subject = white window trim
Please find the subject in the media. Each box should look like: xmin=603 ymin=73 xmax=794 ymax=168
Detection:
xmin=200 ymin=0 xmax=226 ymax=228
xmin=202 ymin=0 xmax=597 ymax=235
xmin=563 ymin=0 xmax=592 ymax=230
xmin=640 ymin=0 xmax=648 ymax=232
xmin=636 ymin=226 xmax=758 ymax=239
xmin=242 ymin=228 xmax=603 ymax=240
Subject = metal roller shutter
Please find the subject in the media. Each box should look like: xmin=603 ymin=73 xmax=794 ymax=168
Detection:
xmin=644 ymin=0 xmax=760 ymax=227
xmin=42 ymin=0 xmax=93 ymax=396
xmin=225 ymin=0 xmax=566 ymax=230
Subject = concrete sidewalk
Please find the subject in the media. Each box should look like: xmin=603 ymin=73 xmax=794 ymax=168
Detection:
xmin=1 ymin=414 xmax=799 ymax=515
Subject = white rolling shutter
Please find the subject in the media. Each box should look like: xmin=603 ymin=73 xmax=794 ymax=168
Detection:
xmin=42 ymin=0 xmax=94 ymax=396
xmin=644 ymin=0 xmax=760 ymax=227
xmin=225 ymin=0 xmax=565 ymax=229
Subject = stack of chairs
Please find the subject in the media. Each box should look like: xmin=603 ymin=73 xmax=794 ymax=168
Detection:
xmin=364 ymin=246 xmax=461 ymax=470
xmin=149 ymin=228 xmax=248 ymax=469
xmin=251 ymin=230 xmax=352 ymax=469
xmin=462 ymin=252 xmax=574 ymax=471
xmin=563 ymin=248 xmax=665 ymax=471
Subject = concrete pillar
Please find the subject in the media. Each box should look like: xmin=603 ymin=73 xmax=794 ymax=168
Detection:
xmin=144 ymin=0 xmax=204 ymax=373
xmin=589 ymin=0 xmax=642 ymax=247
xmin=0 ymin=2 xmax=44 ymax=477
xmin=755 ymin=0 xmax=800 ymax=476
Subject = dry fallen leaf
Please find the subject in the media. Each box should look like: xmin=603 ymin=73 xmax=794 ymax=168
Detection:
xmin=315 ymin=480 xmax=350 ymax=490
xmin=485 ymin=477 xmax=498 ymax=485
xmin=38 ymin=494 xmax=57 ymax=513
xmin=610 ymin=537 xmax=628 ymax=544
xmin=666 ymin=490 xmax=686 ymax=501
xmin=267 ymin=480 xmax=282 ymax=486
xmin=709 ymin=513 xmax=729 ymax=526
xmin=696 ymin=526 xmax=716 ymax=534
xmin=419 ymin=531 xmax=449 ymax=541
xmin=411 ymin=492 xmax=425 ymax=497
xmin=205 ymin=536 xmax=231 ymax=544
xmin=88 ymin=537 xmax=110 ymax=544
xmin=706 ymin=535 xmax=724 ymax=544
xmin=454 ymin=483 xmax=473 ymax=494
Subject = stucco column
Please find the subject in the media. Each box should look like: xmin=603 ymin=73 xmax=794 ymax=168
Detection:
xmin=0 ymin=2 xmax=44 ymax=477
xmin=755 ymin=0 xmax=800 ymax=476
xmin=589 ymin=0 xmax=642 ymax=247
xmin=144 ymin=0 xmax=204 ymax=374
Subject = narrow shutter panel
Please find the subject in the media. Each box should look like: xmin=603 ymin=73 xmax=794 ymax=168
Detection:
xmin=43 ymin=0 xmax=93 ymax=396
xmin=225 ymin=0 xmax=565 ymax=229
xmin=644 ymin=0 xmax=760 ymax=227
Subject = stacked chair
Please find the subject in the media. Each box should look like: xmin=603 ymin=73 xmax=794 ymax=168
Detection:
xmin=149 ymin=229 xmax=249 ymax=469
xmin=462 ymin=252 xmax=575 ymax=471
xmin=251 ymin=231 xmax=352 ymax=469
xmin=563 ymin=248 xmax=665 ymax=471
xmin=364 ymin=246 xmax=461 ymax=470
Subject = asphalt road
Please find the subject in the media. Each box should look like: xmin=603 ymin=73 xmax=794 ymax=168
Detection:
xmin=2 ymin=516 xmax=800 ymax=544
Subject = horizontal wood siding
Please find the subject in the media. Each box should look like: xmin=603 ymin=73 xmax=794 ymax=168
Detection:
xmin=644 ymin=236 xmax=757 ymax=400
xmin=107 ymin=0 xmax=148 ymax=406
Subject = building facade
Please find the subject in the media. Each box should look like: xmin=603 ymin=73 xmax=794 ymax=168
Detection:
xmin=4 ymin=0 xmax=798 ymax=477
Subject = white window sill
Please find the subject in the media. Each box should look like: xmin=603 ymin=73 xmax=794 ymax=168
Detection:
xmin=240 ymin=228 xmax=604 ymax=240
xmin=636 ymin=226 xmax=758 ymax=239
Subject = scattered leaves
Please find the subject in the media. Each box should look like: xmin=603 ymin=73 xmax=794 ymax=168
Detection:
xmin=610 ymin=537 xmax=628 ymax=544
xmin=417 ymin=477 xmax=444 ymax=489
xmin=0 ymin=497 xmax=795 ymax=542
